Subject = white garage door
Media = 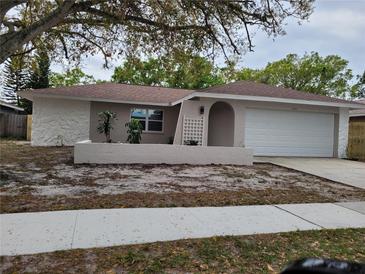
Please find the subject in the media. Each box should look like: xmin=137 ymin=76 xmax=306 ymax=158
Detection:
xmin=245 ymin=108 xmax=334 ymax=157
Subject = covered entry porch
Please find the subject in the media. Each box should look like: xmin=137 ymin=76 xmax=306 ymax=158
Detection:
xmin=173 ymin=96 xmax=348 ymax=158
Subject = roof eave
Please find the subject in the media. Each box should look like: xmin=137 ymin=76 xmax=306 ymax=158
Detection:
xmin=349 ymin=113 xmax=365 ymax=117
xmin=0 ymin=101 xmax=25 ymax=111
xmin=171 ymin=92 xmax=365 ymax=109
xmin=17 ymin=92 xmax=172 ymax=107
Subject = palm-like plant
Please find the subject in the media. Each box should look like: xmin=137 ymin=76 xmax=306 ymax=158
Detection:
xmin=97 ymin=111 xmax=116 ymax=143
xmin=125 ymin=118 xmax=143 ymax=144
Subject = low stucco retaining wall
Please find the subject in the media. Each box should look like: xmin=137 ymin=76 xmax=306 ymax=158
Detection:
xmin=74 ymin=140 xmax=253 ymax=165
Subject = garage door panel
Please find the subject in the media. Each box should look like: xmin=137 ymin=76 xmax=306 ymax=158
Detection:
xmin=245 ymin=108 xmax=334 ymax=157
xmin=245 ymin=128 xmax=333 ymax=138
xmin=249 ymin=139 xmax=332 ymax=148
xmin=252 ymin=146 xmax=333 ymax=157
xmin=247 ymin=122 xmax=333 ymax=130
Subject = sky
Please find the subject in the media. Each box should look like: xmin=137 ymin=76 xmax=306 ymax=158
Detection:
xmin=51 ymin=0 xmax=365 ymax=81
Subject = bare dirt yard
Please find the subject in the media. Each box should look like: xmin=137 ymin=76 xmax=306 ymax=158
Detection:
xmin=1 ymin=140 xmax=364 ymax=213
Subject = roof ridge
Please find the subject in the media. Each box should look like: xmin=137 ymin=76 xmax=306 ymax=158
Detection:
xmin=201 ymin=79 xmax=357 ymax=105
xmin=27 ymin=82 xmax=196 ymax=93
xmin=114 ymin=82 xmax=196 ymax=91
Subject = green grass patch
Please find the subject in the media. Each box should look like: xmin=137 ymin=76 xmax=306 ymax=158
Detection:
xmin=2 ymin=228 xmax=364 ymax=273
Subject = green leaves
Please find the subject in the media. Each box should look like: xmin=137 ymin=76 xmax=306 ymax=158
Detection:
xmin=112 ymin=52 xmax=362 ymax=99
xmin=112 ymin=54 xmax=226 ymax=89
xmin=50 ymin=68 xmax=96 ymax=87
xmin=125 ymin=118 xmax=143 ymax=144
xmin=236 ymin=52 xmax=361 ymax=99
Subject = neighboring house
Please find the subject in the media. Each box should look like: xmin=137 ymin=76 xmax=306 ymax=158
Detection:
xmin=0 ymin=100 xmax=27 ymax=139
xmin=18 ymin=81 xmax=365 ymax=158
xmin=349 ymin=99 xmax=365 ymax=122
xmin=0 ymin=100 xmax=25 ymax=114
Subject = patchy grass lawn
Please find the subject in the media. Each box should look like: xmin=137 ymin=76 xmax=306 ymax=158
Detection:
xmin=1 ymin=228 xmax=364 ymax=273
xmin=1 ymin=140 xmax=365 ymax=213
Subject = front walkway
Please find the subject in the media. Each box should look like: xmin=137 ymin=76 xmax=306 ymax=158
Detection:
xmin=256 ymin=157 xmax=365 ymax=189
xmin=1 ymin=202 xmax=365 ymax=256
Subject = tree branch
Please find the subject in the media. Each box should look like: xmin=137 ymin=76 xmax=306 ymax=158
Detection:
xmin=0 ymin=0 xmax=27 ymax=25
xmin=82 ymin=6 xmax=207 ymax=32
xmin=0 ymin=0 xmax=76 ymax=63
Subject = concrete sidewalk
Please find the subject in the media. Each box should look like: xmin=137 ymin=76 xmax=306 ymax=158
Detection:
xmin=1 ymin=202 xmax=365 ymax=256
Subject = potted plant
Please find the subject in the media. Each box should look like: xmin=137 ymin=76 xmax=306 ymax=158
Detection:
xmin=184 ymin=140 xmax=199 ymax=146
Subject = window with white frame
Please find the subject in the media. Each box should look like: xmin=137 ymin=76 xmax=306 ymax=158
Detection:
xmin=130 ymin=108 xmax=164 ymax=132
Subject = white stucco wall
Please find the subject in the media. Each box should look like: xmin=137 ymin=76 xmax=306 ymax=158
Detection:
xmin=32 ymin=97 xmax=90 ymax=146
xmin=337 ymin=107 xmax=349 ymax=158
xmin=74 ymin=140 xmax=253 ymax=165
xmin=174 ymin=98 xmax=347 ymax=157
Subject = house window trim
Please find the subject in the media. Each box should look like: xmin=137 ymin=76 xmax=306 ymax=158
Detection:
xmin=130 ymin=108 xmax=164 ymax=134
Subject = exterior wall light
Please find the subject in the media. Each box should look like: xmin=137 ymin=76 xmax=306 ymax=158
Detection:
xmin=199 ymin=106 xmax=204 ymax=115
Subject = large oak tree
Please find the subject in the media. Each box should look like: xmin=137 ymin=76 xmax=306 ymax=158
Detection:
xmin=0 ymin=0 xmax=314 ymax=65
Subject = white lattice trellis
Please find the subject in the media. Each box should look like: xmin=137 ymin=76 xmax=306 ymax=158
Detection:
xmin=182 ymin=116 xmax=204 ymax=146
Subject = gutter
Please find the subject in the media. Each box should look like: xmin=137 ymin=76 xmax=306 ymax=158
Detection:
xmin=171 ymin=92 xmax=365 ymax=109
xmin=17 ymin=91 xmax=172 ymax=107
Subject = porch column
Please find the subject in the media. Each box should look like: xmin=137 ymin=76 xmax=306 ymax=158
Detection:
xmin=337 ymin=107 xmax=349 ymax=158
xmin=231 ymin=102 xmax=245 ymax=147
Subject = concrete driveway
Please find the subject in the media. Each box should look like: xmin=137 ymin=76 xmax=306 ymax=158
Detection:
xmin=255 ymin=157 xmax=365 ymax=189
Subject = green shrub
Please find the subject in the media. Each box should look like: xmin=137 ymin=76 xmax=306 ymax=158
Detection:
xmin=125 ymin=118 xmax=143 ymax=144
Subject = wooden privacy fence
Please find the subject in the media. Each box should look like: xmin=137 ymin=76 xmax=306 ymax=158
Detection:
xmin=0 ymin=113 xmax=28 ymax=139
xmin=347 ymin=121 xmax=365 ymax=160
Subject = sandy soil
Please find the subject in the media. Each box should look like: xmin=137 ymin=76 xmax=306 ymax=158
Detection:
xmin=1 ymin=140 xmax=364 ymax=213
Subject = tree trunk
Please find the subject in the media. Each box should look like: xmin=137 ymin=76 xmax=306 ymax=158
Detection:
xmin=106 ymin=132 xmax=111 ymax=143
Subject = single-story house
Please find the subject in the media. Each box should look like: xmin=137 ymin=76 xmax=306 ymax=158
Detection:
xmin=18 ymin=81 xmax=365 ymax=158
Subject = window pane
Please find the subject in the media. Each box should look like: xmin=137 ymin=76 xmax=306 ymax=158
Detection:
xmin=131 ymin=109 xmax=147 ymax=119
xmin=148 ymin=109 xmax=163 ymax=121
xmin=148 ymin=121 xmax=163 ymax=132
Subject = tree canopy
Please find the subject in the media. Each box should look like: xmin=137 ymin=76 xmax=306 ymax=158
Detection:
xmin=0 ymin=0 xmax=314 ymax=65
xmin=49 ymin=67 xmax=96 ymax=87
xmin=28 ymin=51 xmax=51 ymax=89
xmin=113 ymin=52 xmax=363 ymax=99
xmin=112 ymin=54 xmax=226 ymax=89
xmin=356 ymin=71 xmax=365 ymax=98
xmin=2 ymin=55 xmax=29 ymax=105
xmin=235 ymin=52 xmax=361 ymax=98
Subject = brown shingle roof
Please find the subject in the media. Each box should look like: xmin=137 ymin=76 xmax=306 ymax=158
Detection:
xmin=200 ymin=81 xmax=359 ymax=105
xmin=22 ymin=83 xmax=194 ymax=105
xmin=19 ymin=81 xmax=363 ymax=107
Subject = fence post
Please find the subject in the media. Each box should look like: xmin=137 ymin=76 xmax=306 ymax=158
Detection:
xmin=27 ymin=115 xmax=32 ymax=141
